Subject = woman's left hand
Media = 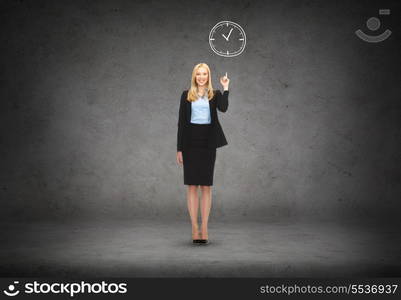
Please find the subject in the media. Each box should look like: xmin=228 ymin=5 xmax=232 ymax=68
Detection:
xmin=220 ymin=72 xmax=230 ymax=91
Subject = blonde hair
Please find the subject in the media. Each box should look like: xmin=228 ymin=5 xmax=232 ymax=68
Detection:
xmin=187 ymin=63 xmax=214 ymax=102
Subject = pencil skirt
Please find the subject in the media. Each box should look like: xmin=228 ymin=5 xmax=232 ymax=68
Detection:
xmin=182 ymin=123 xmax=216 ymax=186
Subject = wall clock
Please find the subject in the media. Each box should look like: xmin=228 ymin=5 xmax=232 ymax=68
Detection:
xmin=209 ymin=21 xmax=246 ymax=57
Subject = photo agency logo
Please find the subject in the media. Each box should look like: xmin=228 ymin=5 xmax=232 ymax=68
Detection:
xmin=3 ymin=281 xmax=20 ymax=297
xmin=355 ymin=9 xmax=392 ymax=42
xmin=3 ymin=280 xmax=128 ymax=297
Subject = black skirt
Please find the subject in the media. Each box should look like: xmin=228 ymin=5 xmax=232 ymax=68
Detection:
xmin=183 ymin=123 xmax=216 ymax=186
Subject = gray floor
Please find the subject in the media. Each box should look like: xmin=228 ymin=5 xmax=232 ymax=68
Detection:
xmin=1 ymin=218 xmax=400 ymax=277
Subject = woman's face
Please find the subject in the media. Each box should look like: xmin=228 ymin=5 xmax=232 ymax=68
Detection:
xmin=195 ymin=67 xmax=209 ymax=87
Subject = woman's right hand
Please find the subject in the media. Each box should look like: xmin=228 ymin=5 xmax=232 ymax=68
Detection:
xmin=176 ymin=151 xmax=183 ymax=165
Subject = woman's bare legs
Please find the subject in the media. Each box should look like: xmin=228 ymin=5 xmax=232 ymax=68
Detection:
xmin=200 ymin=185 xmax=212 ymax=240
xmin=187 ymin=185 xmax=200 ymax=239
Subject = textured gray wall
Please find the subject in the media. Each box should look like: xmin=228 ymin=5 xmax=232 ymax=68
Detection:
xmin=1 ymin=0 xmax=400 ymax=222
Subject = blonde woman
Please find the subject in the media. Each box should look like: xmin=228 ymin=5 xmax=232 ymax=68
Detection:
xmin=176 ymin=63 xmax=230 ymax=245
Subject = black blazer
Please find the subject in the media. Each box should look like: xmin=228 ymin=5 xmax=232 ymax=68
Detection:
xmin=177 ymin=89 xmax=229 ymax=151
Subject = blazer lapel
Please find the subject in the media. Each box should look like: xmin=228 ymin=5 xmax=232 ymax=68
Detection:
xmin=209 ymin=97 xmax=214 ymax=124
xmin=186 ymin=99 xmax=191 ymax=123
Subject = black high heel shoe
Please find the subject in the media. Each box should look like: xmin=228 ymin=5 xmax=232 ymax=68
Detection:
xmin=192 ymin=231 xmax=202 ymax=244
xmin=199 ymin=231 xmax=209 ymax=244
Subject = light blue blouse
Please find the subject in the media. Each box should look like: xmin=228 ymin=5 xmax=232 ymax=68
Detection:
xmin=190 ymin=91 xmax=211 ymax=124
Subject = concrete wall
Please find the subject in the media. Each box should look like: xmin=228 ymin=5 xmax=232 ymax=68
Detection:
xmin=1 ymin=0 xmax=400 ymax=221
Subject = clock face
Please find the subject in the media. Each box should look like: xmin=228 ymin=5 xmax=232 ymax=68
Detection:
xmin=209 ymin=21 xmax=246 ymax=57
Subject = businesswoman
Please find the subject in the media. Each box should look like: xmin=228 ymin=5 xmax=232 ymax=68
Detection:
xmin=176 ymin=63 xmax=230 ymax=245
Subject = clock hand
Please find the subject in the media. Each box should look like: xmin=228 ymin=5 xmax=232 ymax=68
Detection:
xmin=222 ymin=28 xmax=233 ymax=41
xmin=226 ymin=28 xmax=233 ymax=40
